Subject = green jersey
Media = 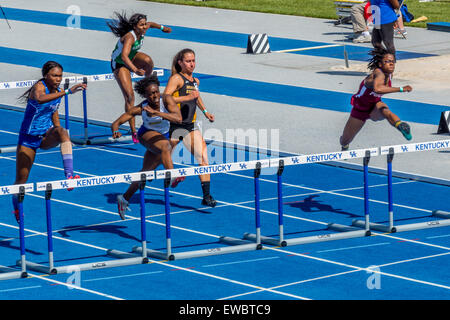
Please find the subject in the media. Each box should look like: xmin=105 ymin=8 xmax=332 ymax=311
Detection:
xmin=111 ymin=30 xmax=144 ymax=65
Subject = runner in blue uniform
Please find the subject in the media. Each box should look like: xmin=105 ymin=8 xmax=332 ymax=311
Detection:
xmin=13 ymin=61 xmax=86 ymax=222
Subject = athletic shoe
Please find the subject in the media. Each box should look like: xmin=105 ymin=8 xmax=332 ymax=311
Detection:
xmin=12 ymin=209 xmax=20 ymax=224
xmin=341 ymin=144 xmax=349 ymax=151
xmin=202 ymin=194 xmax=217 ymax=208
xmin=170 ymin=176 xmax=185 ymax=188
xmin=132 ymin=132 xmax=139 ymax=144
xmin=353 ymin=34 xmax=371 ymax=43
xmin=67 ymin=175 xmax=80 ymax=191
xmin=117 ymin=194 xmax=130 ymax=220
xmin=396 ymin=122 xmax=412 ymax=140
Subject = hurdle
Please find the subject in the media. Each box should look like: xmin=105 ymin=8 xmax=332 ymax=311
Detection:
xmin=0 ymin=70 xmax=163 ymax=147
xmin=19 ymin=171 xmax=152 ymax=275
xmin=0 ymin=183 xmax=33 ymax=280
xmin=69 ymin=70 xmax=164 ymax=146
xmin=133 ymin=159 xmax=270 ymax=260
xmin=352 ymin=139 xmax=450 ymax=233
xmin=244 ymin=148 xmax=377 ymax=247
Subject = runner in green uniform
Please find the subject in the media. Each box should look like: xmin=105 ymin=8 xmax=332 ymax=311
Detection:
xmin=107 ymin=12 xmax=171 ymax=143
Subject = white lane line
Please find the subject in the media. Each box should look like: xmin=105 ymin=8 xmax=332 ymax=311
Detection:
xmin=202 ymin=256 xmax=280 ymax=268
xmin=316 ymin=242 xmax=391 ymax=253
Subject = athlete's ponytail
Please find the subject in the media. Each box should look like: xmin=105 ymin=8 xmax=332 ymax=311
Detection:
xmin=107 ymin=12 xmax=147 ymax=38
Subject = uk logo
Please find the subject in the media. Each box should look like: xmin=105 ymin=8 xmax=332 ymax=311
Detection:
xmin=401 ymin=146 xmax=409 ymax=152
xmin=178 ymin=169 xmax=187 ymax=176
xmin=350 ymin=151 xmax=357 ymax=158
xmin=1 ymin=187 xmax=10 ymax=194
xmin=292 ymin=157 xmax=299 ymax=164
xmin=123 ymin=174 xmax=132 ymax=182
xmin=239 ymin=163 xmax=247 ymax=169
xmin=60 ymin=181 xmax=69 ymax=188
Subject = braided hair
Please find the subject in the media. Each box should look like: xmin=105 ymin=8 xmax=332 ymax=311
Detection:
xmin=107 ymin=12 xmax=147 ymax=38
xmin=134 ymin=73 xmax=160 ymax=98
xmin=18 ymin=61 xmax=63 ymax=104
xmin=367 ymin=48 xmax=395 ymax=71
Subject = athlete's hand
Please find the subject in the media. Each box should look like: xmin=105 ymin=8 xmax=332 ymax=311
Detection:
xmin=143 ymin=106 xmax=157 ymax=116
xmin=205 ymin=112 xmax=214 ymax=123
xmin=112 ymin=130 xmax=122 ymax=139
xmin=188 ymin=90 xmax=200 ymax=100
xmin=162 ymin=26 xmax=171 ymax=33
xmin=70 ymin=83 xmax=87 ymax=93
xmin=402 ymin=85 xmax=412 ymax=92
xmin=134 ymin=69 xmax=146 ymax=76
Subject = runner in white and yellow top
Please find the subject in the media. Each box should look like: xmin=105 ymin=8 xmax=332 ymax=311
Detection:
xmin=107 ymin=12 xmax=171 ymax=143
xmin=111 ymin=75 xmax=183 ymax=220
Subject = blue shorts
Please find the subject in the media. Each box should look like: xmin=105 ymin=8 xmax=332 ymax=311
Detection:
xmin=18 ymin=133 xmax=44 ymax=151
xmin=137 ymin=126 xmax=169 ymax=139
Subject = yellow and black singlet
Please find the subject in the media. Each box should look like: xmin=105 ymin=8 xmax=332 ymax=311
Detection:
xmin=173 ymin=73 xmax=198 ymax=124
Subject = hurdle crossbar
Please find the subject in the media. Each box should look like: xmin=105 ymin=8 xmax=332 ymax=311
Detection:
xmin=353 ymin=140 xmax=450 ymax=233
xmin=0 ymin=183 xmax=33 ymax=280
xmin=133 ymin=160 xmax=270 ymax=260
xmin=0 ymin=69 xmax=164 ymax=90
xmin=20 ymin=172 xmax=153 ymax=275
xmin=244 ymin=148 xmax=377 ymax=247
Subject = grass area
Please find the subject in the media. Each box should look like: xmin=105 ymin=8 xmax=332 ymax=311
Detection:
xmin=144 ymin=0 xmax=450 ymax=28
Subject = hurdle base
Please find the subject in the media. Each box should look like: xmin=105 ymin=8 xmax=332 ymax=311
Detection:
xmin=0 ymin=266 xmax=27 ymax=280
xmin=353 ymin=211 xmax=450 ymax=234
xmin=71 ymin=135 xmax=133 ymax=146
xmin=21 ymin=252 xmax=147 ymax=275
xmin=243 ymin=233 xmax=287 ymax=247
xmin=394 ymin=219 xmax=450 ymax=233
xmin=432 ymin=210 xmax=450 ymax=219
xmin=133 ymin=236 xmax=261 ymax=261
xmin=20 ymin=261 xmax=57 ymax=275
xmin=352 ymin=220 xmax=396 ymax=233
xmin=132 ymin=246 xmax=175 ymax=261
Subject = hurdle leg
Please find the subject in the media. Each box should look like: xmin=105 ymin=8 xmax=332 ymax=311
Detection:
xmin=7 ymin=187 xmax=29 ymax=279
xmin=70 ymin=77 xmax=89 ymax=145
xmin=17 ymin=187 xmax=27 ymax=277
xmin=82 ymin=77 xmax=88 ymax=142
xmin=1 ymin=188 xmax=27 ymax=280
xmin=354 ymin=148 xmax=396 ymax=233
xmin=330 ymin=151 xmax=371 ymax=237
xmin=222 ymin=163 xmax=263 ymax=249
xmin=107 ymin=173 xmax=150 ymax=264
xmin=149 ymin=164 xmax=261 ymax=261
xmin=139 ymin=174 xmax=148 ymax=260
xmin=245 ymin=161 xmax=287 ymax=247
xmin=133 ymin=172 xmax=174 ymax=260
xmin=21 ymin=184 xmax=57 ymax=275
xmin=277 ymin=162 xmax=285 ymax=246
xmin=64 ymin=78 xmax=70 ymax=136
xmin=387 ymin=148 xmax=395 ymax=231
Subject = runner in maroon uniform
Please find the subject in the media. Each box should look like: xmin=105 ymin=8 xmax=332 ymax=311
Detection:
xmin=340 ymin=49 xmax=412 ymax=151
